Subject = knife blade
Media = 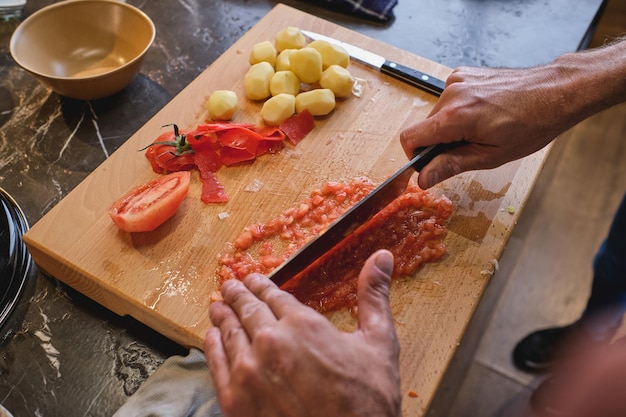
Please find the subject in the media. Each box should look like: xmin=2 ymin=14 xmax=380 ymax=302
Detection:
xmin=301 ymin=30 xmax=445 ymax=96
xmin=268 ymin=142 xmax=451 ymax=287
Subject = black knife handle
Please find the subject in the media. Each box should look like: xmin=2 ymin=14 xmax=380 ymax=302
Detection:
xmin=381 ymin=60 xmax=445 ymax=97
xmin=411 ymin=142 xmax=466 ymax=172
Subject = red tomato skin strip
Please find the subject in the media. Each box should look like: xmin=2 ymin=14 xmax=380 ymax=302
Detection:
xmin=144 ymin=121 xmax=307 ymax=204
xmin=193 ymin=151 xmax=228 ymax=203
xmin=108 ymin=171 xmax=190 ymax=233
xmin=195 ymin=122 xmax=256 ymax=133
xmin=199 ymin=171 xmax=228 ymax=203
xmin=251 ymin=126 xmax=287 ymax=141
xmin=279 ymin=110 xmax=314 ymax=145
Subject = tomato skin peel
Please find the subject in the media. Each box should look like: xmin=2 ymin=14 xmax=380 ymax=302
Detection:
xmin=108 ymin=171 xmax=191 ymax=232
xmin=144 ymin=120 xmax=313 ymax=204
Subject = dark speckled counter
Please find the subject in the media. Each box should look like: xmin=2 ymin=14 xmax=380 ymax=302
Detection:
xmin=0 ymin=0 xmax=605 ymax=415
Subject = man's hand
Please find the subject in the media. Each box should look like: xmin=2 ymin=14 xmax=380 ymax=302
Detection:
xmin=401 ymin=37 xmax=626 ymax=190
xmin=204 ymin=249 xmax=402 ymax=417
xmin=400 ymin=65 xmax=578 ymax=189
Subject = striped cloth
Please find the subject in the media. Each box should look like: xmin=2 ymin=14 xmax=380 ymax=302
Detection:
xmin=313 ymin=0 xmax=398 ymax=21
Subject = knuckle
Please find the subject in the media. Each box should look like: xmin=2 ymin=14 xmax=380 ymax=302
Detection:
xmin=238 ymin=299 xmax=265 ymax=321
xmin=218 ymin=393 xmax=239 ymax=415
xmin=254 ymin=326 xmax=283 ymax=351
xmin=231 ymin=354 xmax=261 ymax=383
xmin=223 ymin=325 xmax=244 ymax=343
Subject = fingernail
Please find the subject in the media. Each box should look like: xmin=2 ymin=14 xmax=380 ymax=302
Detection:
xmin=375 ymin=251 xmax=394 ymax=276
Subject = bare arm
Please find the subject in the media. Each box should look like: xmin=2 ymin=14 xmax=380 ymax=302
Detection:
xmin=401 ymin=38 xmax=626 ymax=189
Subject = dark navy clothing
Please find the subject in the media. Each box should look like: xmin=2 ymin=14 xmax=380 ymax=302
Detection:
xmin=581 ymin=192 xmax=626 ymax=337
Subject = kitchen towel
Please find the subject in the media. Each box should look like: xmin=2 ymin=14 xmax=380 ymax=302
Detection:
xmin=312 ymin=0 xmax=398 ymax=21
xmin=113 ymin=348 xmax=223 ymax=417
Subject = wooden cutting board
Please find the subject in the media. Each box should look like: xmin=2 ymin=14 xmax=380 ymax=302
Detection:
xmin=23 ymin=3 xmax=549 ymax=414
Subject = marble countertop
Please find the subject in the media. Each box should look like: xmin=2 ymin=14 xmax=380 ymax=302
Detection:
xmin=0 ymin=0 xmax=605 ymax=415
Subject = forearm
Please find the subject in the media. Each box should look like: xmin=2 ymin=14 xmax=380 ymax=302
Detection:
xmin=548 ymin=37 xmax=626 ymax=127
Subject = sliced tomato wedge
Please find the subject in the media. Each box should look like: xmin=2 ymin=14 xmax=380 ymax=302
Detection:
xmin=108 ymin=171 xmax=191 ymax=232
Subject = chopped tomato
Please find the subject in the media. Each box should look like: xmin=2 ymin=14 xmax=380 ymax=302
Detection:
xmin=108 ymin=171 xmax=191 ymax=232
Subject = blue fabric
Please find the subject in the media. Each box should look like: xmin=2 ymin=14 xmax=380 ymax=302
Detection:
xmin=313 ymin=0 xmax=398 ymax=21
xmin=580 ymin=191 xmax=626 ymax=337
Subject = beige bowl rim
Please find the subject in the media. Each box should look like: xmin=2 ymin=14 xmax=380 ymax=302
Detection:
xmin=9 ymin=0 xmax=156 ymax=82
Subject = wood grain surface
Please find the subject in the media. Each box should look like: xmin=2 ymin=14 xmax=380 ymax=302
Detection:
xmin=22 ymin=4 xmax=549 ymax=415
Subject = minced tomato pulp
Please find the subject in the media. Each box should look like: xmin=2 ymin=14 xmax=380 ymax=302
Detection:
xmin=217 ymin=178 xmax=454 ymax=312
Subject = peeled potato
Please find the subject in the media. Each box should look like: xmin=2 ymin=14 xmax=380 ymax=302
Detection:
xmin=270 ymin=71 xmax=300 ymax=96
xmin=295 ymin=89 xmax=335 ymax=116
xmin=249 ymin=41 xmax=277 ymax=66
xmin=275 ymin=26 xmax=306 ymax=52
xmin=206 ymin=90 xmax=238 ymax=120
xmin=275 ymin=49 xmax=296 ymax=71
xmin=320 ymin=65 xmax=354 ymax=98
xmin=307 ymin=40 xmax=350 ymax=69
xmin=261 ymin=93 xmax=296 ymax=126
xmin=289 ymin=47 xmax=323 ymax=84
xmin=244 ymin=61 xmax=275 ymax=100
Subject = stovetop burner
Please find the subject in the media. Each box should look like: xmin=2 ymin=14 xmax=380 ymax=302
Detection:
xmin=0 ymin=187 xmax=35 ymax=329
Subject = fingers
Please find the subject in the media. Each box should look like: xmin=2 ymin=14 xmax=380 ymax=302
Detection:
xmin=241 ymin=273 xmax=306 ymax=319
xmin=204 ymin=326 xmax=231 ymax=394
xmin=208 ymin=299 xmax=251 ymax=364
xmin=399 ymin=112 xmax=447 ymax=159
xmin=400 ymin=112 xmax=470 ymax=188
xmin=399 ymin=71 xmax=482 ymax=189
xmin=356 ymin=250 xmax=396 ymax=333
xmin=215 ymin=274 xmax=304 ymax=340
xmin=216 ymin=276 xmax=281 ymax=340
xmin=415 ymin=150 xmax=463 ymax=189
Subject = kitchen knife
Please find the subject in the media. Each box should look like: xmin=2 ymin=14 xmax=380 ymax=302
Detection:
xmin=268 ymin=142 xmax=451 ymax=287
xmin=301 ymin=30 xmax=446 ymax=96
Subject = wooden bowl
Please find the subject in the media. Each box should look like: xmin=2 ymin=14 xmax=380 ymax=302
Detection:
xmin=9 ymin=0 xmax=155 ymax=100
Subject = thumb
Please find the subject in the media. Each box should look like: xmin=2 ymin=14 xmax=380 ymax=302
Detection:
xmin=357 ymin=250 xmax=395 ymax=332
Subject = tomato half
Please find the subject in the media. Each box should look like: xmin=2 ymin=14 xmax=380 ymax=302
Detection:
xmin=108 ymin=171 xmax=191 ymax=232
